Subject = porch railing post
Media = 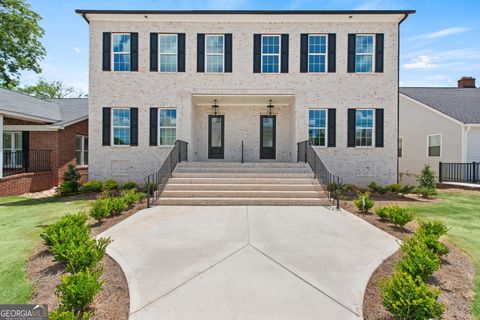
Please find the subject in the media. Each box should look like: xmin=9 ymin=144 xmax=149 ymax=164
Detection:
xmin=146 ymin=175 xmax=151 ymax=208
xmin=473 ymin=162 xmax=477 ymax=184
xmin=438 ymin=162 xmax=443 ymax=183
xmin=336 ymin=176 xmax=340 ymax=210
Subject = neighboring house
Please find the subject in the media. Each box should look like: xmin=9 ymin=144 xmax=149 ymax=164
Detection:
xmin=77 ymin=9 xmax=413 ymax=186
xmin=399 ymin=77 xmax=480 ymax=184
xmin=0 ymin=88 xmax=88 ymax=195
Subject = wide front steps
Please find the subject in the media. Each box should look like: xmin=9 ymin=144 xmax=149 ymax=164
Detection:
xmin=158 ymin=162 xmax=330 ymax=206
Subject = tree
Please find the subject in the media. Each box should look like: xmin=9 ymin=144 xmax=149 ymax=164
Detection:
xmin=19 ymin=78 xmax=87 ymax=98
xmin=0 ymin=0 xmax=46 ymax=88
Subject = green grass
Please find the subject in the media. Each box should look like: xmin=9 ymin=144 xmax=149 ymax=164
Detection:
xmin=0 ymin=196 xmax=92 ymax=304
xmin=406 ymin=192 xmax=480 ymax=319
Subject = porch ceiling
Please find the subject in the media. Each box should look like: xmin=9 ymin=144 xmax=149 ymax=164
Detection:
xmin=192 ymin=94 xmax=294 ymax=107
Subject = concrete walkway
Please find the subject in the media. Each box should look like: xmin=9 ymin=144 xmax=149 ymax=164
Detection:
xmin=99 ymin=206 xmax=399 ymax=320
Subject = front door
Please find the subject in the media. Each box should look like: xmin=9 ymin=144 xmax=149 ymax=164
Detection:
xmin=208 ymin=115 xmax=224 ymax=159
xmin=260 ymin=115 xmax=276 ymax=159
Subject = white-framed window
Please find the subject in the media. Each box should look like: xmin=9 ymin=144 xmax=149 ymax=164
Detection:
xmin=261 ymin=35 xmax=281 ymax=73
xmin=112 ymin=108 xmax=131 ymax=146
xmin=355 ymin=34 xmax=374 ymax=73
xmin=355 ymin=109 xmax=374 ymax=147
xmin=205 ymin=35 xmax=224 ymax=73
xmin=308 ymin=109 xmax=327 ymax=146
xmin=398 ymin=138 xmax=403 ymax=158
xmin=2 ymin=132 xmax=22 ymax=168
xmin=76 ymin=135 xmax=88 ymax=166
xmin=427 ymin=134 xmax=442 ymax=157
xmin=308 ymin=35 xmax=328 ymax=73
xmin=159 ymin=34 xmax=177 ymax=72
xmin=112 ymin=33 xmax=131 ymax=71
xmin=159 ymin=109 xmax=177 ymax=146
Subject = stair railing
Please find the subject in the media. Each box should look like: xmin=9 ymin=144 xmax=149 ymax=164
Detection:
xmin=144 ymin=140 xmax=188 ymax=207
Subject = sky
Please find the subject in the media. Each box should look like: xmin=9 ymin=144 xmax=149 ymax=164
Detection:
xmin=21 ymin=0 xmax=480 ymax=93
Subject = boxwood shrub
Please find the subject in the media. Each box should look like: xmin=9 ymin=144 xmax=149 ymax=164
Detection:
xmin=102 ymin=179 xmax=119 ymax=191
xmin=48 ymin=309 xmax=91 ymax=320
xmin=353 ymin=192 xmax=375 ymax=213
xmin=41 ymin=212 xmax=89 ymax=247
xmin=396 ymin=236 xmax=441 ymax=280
xmin=57 ymin=268 xmax=102 ymax=311
xmin=79 ymin=180 xmax=103 ymax=193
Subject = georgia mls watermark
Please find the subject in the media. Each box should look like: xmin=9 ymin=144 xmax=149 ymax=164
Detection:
xmin=0 ymin=305 xmax=48 ymax=320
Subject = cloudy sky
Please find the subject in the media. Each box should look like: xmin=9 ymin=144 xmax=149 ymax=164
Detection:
xmin=22 ymin=0 xmax=480 ymax=93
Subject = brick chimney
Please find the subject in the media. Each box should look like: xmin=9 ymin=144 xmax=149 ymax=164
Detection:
xmin=458 ymin=76 xmax=476 ymax=88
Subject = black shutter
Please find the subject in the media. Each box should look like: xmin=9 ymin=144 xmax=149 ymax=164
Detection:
xmin=375 ymin=109 xmax=384 ymax=147
xmin=328 ymin=33 xmax=336 ymax=73
xmin=130 ymin=33 xmax=138 ymax=71
xmin=197 ymin=33 xmax=205 ymax=72
xmin=149 ymin=108 xmax=158 ymax=146
xmin=300 ymin=34 xmax=308 ymax=73
xmin=347 ymin=109 xmax=356 ymax=147
xmin=327 ymin=109 xmax=336 ymax=147
xmin=22 ymin=132 xmax=29 ymax=171
xmin=102 ymin=32 xmax=111 ymax=71
xmin=253 ymin=34 xmax=261 ymax=73
xmin=347 ymin=34 xmax=356 ymax=73
xmin=102 ymin=108 xmax=111 ymax=146
xmin=375 ymin=33 xmax=384 ymax=73
xmin=150 ymin=33 xmax=158 ymax=72
xmin=130 ymin=108 xmax=138 ymax=146
xmin=178 ymin=33 xmax=186 ymax=72
xmin=224 ymin=33 xmax=232 ymax=73
xmin=281 ymin=34 xmax=289 ymax=73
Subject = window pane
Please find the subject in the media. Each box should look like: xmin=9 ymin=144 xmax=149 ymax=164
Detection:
xmin=429 ymin=146 xmax=440 ymax=157
xmin=3 ymin=133 xmax=12 ymax=150
xmin=429 ymin=135 xmax=441 ymax=146
xmin=159 ymin=109 xmax=176 ymax=127
xmin=14 ymin=133 xmax=22 ymax=150
xmin=76 ymin=136 xmax=82 ymax=150
xmin=159 ymin=35 xmax=177 ymax=54
xmin=308 ymin=55 xmax=326 ymax=73
xmin=308 ymin=35 xmax=327 ymax=54
xmin=76 ymin=151 xmax=82 ymax=165
xmin=113 ymin=53 xmax=131 ymax=71
xmin=112 ymin=109 xmax=131 ymax=126
xmin=160 ymin=54 xmax=177 ymax=72
xmin=113 ymin=128 xmax=130 ymax=145
xmin=355 ymin=35 xmax=373 ymax=54
xmin=262 ymin=36 xmax=280 ymax=54
xmin=160 ymin=128 xmax=176 ymax=145
xmin=206 ymin=35 xmax=224 ymax=54
xmin=262 ymin=55 xmax=279 ymax=73
xmin=84 ymin=151 xmax=88 ymax=166
xmin=84 ymin=137 xmax=88 ymax=150
xmin=112 ymin=34 xmax=131 ymax=53
xmin=355 ymin=55 xmax=372 ymax=73
xmin=206 ymin=55 xmax=224 ymax=73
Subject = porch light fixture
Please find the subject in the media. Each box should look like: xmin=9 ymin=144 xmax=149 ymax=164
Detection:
xmin=267 ymin=100 xmax=274 ymax=116
xmin=212 ymin=100 xmax=219 ymax=116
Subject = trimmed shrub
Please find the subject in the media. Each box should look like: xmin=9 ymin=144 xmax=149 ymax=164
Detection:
xmin=374 ymin=206 xmax=390 ymax=220
xmin=55 ymin=237 xmax=112 ymax=274
xmin=387 ymin=206 xmax=414 ymax=227
xmin=415 ymin=186 xmax=438 ymax=198
xmin=353 ymin=192 xmax=375 ymax=214
xmin=121 ymin=189 xmax=145 ymax=207
xmin=417 ymin=164 xmax=437 ymax=190
xmin=48 ymin=309 xmax=91 ymax=320
xmin=80 ymin=180 xmax=103 ymax=193
xmin=89 ymin=199 xmax=110 ymax=222
xmin=417 ymin=220 xmax=449 ymax=238
xmin=399 ymin=184 xmax=415 ymax=196
xmin=119 ymin=181 xmax=138 ymax=191
xmin=397 ymin=237 xmax=441 ymax=280
xmin=368 ymin=181 xmax=380 ymax=193
xmin=380 ymin=271 xmax=444 ymax=320
xmin=57 ymin=165 xmax=81 ymax=196
xmin=102 ymin=179 xmax=119 ymax=191
xmin=41 ymin=212 xmax=89 ymax=247
xmin=415 ymin=232 xmax=449 ymax=256
xmin=57 ymin=269 xmax=102 ymax=311
xmin=386 ymin=183 xmax=402 ymax=193
xmin=144 ymin=181 xmax=158 ymax=195
xmin=108 ymin=197 xmax=128 ymax=215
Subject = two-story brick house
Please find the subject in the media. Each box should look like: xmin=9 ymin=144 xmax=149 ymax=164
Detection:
xmin=77 ymin=10 xmax=413 ymax=187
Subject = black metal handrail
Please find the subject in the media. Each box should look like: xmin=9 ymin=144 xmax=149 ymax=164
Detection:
xmin=241 ymin=140 xmax=244 ymax=163
xmin=439 ymin=161 xmax=479 ymax=184
xmin=2 ymin=150 xmax=52 ymax=177
xmin=144 ymin=140 xmax=188 ymax=207
xmin=297 ymin=140 xmax=341 ymax=209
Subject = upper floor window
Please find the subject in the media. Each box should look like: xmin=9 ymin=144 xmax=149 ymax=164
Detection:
xmin=206 ymin=35 xmax=224 ymax=73
xmin=112 ymin=108 xmax=131 ymax=145
xmin=428 ymin=134 xmax=441 ymax=157
xmin=308 ymin=35 xmax=327 ymax=73
xmin=355 ymin=109 xmax=374 ymax=147
xmin=76 ymin=135 xmax=88 ymax=166
xmin=308 ymin=109 xmax=327 ymax=146
xmin=112 ymin=34 xmax=131 ymax=71
xmin=261 ymin=35 xmax=280 ymax=73
xmin=355 ymin=35 xmax=374 ymax=73
xmin=159 ymin=34 xmax=177 ymax=72
xmin=159 ymin=109 xmax=177 ymax=145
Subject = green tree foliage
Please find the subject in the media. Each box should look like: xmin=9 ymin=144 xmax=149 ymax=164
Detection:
xmin=19 ymin=78 xmax=87 ymax=98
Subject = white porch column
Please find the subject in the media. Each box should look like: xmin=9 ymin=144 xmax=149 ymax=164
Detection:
xmin=0 ymin=114 xmax=3 ymax=178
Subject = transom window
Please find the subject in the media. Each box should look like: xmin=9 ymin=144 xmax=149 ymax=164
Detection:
xmin=76 ymin=135 xmax=88 ymax=166
xmin=355 ymin=35 xmax=374 ymax=73
xmin=159 ymin=34 xmax=177 ymax=72
xmin=261 ymin=35 xmax=280 ymax=73
xmin=112 ymin=34 xmax=131 ymax=71
xmin=159 ymin=109 xmax=177 ymax=146
xmin=308 ymin=35 xmax=327 ymax=73
xmin=112 ymin=108 xmax=131 ymax=146
xmin=308 ymin=109 xmax=327 ymax=146
xmin=355 ymin=109 xmax=374 ymax=147
xmin=428 ymin=134 xmax=441 ymax=157
xmin=206 ymin=35 xmax=224 ymax=73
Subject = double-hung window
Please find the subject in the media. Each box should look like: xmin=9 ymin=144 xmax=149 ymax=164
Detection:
xmin=428 ymin=134 xmax=441 ymax=157
xmin=355 ymin=109 xmax=374 ymax=147
xmin=112 ymin=108 xmax=131 ymax=146
xmin=159 ymin=109 xmax=177 ymax=146
xmin=76 ymin=135 xmax=88 ymax=166
xmin=112 ymin=34 xmax=131 ymax=71
xmin=261 ymin=35 xmax=280 ymax=73
xmin=205 ymin=35 xmax=225 ymax=73
xmin=355 ymin=35 xmax=374 ymax=73
xmin=159 ymin=34 xmax=177 ymax=72
xmin=308 ymin=35 xmax=327 ymax=73
xmin=308 ymin=109 xmax=327 ymax=146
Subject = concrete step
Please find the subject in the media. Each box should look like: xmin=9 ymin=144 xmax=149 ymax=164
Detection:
xmin=164 ymin=183 xmax=323 ymax=191
xmin=157 ymin=197 xmax=330 ymax=206
xmin=176 ymin=162 xmax=308 ymax=168
xmin=172 ymin=172 xmax=314 ymax=178
xmin=161 ymin=190 xmax=325 ymax=198
xmin=168 ymin=177 xmax=320 ymax=185
xmin=174 ymin=167 xmax=312 ymax=173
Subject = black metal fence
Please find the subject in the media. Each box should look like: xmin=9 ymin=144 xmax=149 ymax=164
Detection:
xmin=2 ymin=150 xmax=52 ymax=177
xmin=297 ymin=140 xmax=341 ymax=209
xmin=144 ymin=140 xmax=188 ymax=207
xmin=439 ymin=161 xmax=479 ymax=184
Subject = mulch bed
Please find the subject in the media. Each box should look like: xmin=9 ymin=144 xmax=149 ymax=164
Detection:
xmin=27 ymin=199 xmax=147 ymax=319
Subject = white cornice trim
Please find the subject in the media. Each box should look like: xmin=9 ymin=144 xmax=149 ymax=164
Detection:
xmin=3 ymin=125 xmax=59 ymax=132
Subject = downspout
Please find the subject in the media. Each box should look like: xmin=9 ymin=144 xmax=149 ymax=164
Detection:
xmin=463 ymin=125 xmax=471 ymax=162
xmin=0 ymin=114 xmax=3 ymax=178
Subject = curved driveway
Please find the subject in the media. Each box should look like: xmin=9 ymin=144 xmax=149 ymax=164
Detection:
xmin=99 ymin=206 xmax=399 ymax=320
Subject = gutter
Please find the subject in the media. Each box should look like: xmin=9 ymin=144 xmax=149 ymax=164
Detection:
xmin=81 ymin=12 xmax=89 ymax=24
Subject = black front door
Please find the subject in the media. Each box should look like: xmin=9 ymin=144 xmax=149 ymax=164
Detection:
xmin=208 ymin=115 xmax=224 ymax=159
xmin=260 ymin=115 xmax=276 ymax=159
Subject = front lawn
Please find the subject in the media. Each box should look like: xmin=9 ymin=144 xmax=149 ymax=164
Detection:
xmin=0 ymin=196 xmax=92 ymax=304
xmin=405 ymin=191 xmax=480 ymax=318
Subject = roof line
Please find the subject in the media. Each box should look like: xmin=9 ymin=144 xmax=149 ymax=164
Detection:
xmin=75 ymin=9 xmax=415 ymax=15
